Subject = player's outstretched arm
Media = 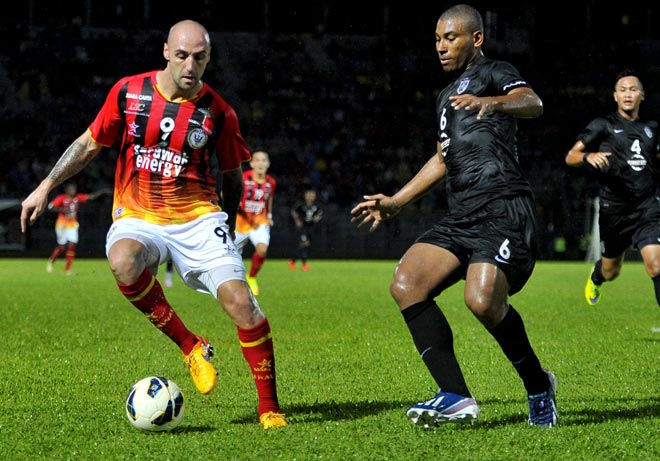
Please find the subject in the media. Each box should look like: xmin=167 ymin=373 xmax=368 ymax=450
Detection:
xmin=21 ymin=131 xmax=102 ymax=232
xmin=565 ymin=139 xmax=611 ymax=170
xmin=351 ymin=145 xmax=446 ymax=233
xmin=350 ymin=194 xmax=401 ymax=232
xmin=88 ymin=188 xmax=113 ymax=201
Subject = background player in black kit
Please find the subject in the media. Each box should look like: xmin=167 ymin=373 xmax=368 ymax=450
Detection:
xmin=288 ymin=189 xmax=323 ymax=271
xmin=566 ymin=70 xmax=660 ymax=308
xmin=351 ymin=4 xmax=557 ymax=428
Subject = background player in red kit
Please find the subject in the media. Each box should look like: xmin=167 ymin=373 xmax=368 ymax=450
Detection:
xmin=46 ymin=182 xmax=110 ymax=274
xmin=20 ymin=19 xmax=287 ymax=429
xmin=235 ymin=150 xmax=276 ymax=295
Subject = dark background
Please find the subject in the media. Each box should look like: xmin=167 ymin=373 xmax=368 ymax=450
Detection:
xmin=2 ymin=1 xmax=659 ymax=261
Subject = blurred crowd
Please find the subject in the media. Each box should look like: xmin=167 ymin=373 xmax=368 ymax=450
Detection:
xmin=2 ymin=15 xmax=658 ymax=259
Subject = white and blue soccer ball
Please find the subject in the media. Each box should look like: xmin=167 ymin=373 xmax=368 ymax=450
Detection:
xmin=125 ymin=376 xmax=185 ymax=431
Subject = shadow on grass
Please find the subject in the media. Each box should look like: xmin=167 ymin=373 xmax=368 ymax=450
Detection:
xmin=474 ymin=396 xmax=660 ymax=429
xmin=229 ymin=396 xmax=660 ymax=427
xmin=567 ymin=397 xmax=660 ymax=425
xmin=231 ymin=398 xmax=408 ymax=425
xmin=175 ymin=425 xmax=217 ymax=433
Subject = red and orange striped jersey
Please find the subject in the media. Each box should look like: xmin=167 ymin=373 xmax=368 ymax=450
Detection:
xmin=88 ymin=71 xmax=251 ymax=225
xmin=48 ymin=193 xmax=89 ymax=229
xmin=236 ymin=170 xmax=276 ymax=233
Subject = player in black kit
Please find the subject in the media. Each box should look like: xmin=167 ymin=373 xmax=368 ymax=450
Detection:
xmin=288 ymin=189 xmax=323 ymax=271
xmin=566 ymin=70 xmax=660 ymax=308
xmin=351 ymin=4 xmax=557 ymax=428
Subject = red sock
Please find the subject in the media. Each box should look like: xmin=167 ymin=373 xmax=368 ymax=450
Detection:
xmin=117 ymin=268 xmax=198 ymax=354
xmin=49 ymin=246 xmax=64 ymax=262
xmin=238 ymin=318 xmax=280 ymax=415
xmin=249 ymin=253 xmax=266 ymax=278
xmin=64 ymin=243 xmax=75 ymax=271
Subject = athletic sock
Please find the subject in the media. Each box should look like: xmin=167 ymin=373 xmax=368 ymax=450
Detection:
xmin=249 ymin=253 xmax=266 ymax=278
xmin=487 ymin=306 xmax=549 ymax=395
xmin=652 ymin=274 xmax=660 ymax=307
xmin=50 ymin=246 xmax=64 ymax=262
xmin=592 ymin=259 xmax=605 ymax=285
xmin=117 ymin=268 xmax=197 ymax=354
xmin=64 ymin=243 xmax=75 ymax=271
xmin=402 ymin=300 xmax=471 ymax=396
xmin=238 ymin=318 xmax=280 ymax=415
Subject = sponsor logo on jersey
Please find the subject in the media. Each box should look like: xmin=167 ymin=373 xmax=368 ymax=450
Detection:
xmin=628 ymin=153 xmax=647 ymax=172
xmin=126 ymin=92 xmax=153 ymax=101
xmin=441 ymin=138 xmax=451 ymax=157
xmin=127 ymin=121 xmax=139 ymax=137
xmin=133 ymin=145 xmax=189 ymax=178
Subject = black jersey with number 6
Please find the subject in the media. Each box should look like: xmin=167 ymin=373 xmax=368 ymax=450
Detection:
xmin=436 ymin=55 xmax=533 ymax=219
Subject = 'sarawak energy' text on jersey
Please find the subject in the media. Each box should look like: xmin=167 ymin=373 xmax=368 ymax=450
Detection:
xmin=578 ymin=112 xmax=660 ymax=209
xmin=236 ymin=170 xmax=277 ymax=233
xmin=436 ymin=55 xmax=532 ymax=218
xmin=88 ymin=71 xmax=250 ymax=225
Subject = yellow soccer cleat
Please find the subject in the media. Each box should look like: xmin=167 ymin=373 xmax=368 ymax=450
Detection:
xmin=259 ymin=411 xmax=288 ymax=429
xmin=182 ymin=336 xmax=218 ymax=394
xmin=584 ymin=274 xmax=601 ymax=306
xmin=247 ymin=276 xmax=260 ymax=296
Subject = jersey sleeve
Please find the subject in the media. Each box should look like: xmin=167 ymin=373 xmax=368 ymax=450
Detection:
xmin=577 ymin=118 xmax=607 ymax=149
xmin=49 ymin=195 xmax=64 ymax=209
xmin=491 ymin=61 xmax=529 ymax=94
xmin=88 ymin=77 xmax=127 ymax=147
xmin=215 ymin=107 xmax=251 ymax=172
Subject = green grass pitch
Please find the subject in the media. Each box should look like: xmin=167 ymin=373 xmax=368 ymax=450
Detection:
xmin=1 ymin=258 xmax=659 ymax=460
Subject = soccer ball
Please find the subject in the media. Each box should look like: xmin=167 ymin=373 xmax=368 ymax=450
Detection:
xmin=125 ymin=376 xmax=185 ymax=431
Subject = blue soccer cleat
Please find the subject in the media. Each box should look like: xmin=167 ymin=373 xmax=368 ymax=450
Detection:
xmin=528 ymin=369 xmax=558 ymax=427
xmin=406 ymin=391 xmax=480 ymax=427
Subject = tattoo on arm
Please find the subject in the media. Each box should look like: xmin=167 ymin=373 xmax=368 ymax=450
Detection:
xmin=47 ymin=141 xmax=97 ymax=185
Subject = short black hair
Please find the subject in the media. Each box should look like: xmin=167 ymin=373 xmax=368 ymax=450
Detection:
xmin=440 ymin=4 xmax=484 ymax=34
xmin=614 ymin=68 xmax=642 ymax=88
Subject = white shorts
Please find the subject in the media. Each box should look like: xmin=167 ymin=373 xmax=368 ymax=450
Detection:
xmin=235 ymin=224 xmax=271 ymax=254
xmin=55 ymin=226 xmax=79 ymax=245
xmin=105 ymin=212 xmax=245 ymax=298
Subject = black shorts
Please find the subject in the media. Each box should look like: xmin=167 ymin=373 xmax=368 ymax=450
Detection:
xmin=415 ymin=195 xmax=538 ymax=295
xmin=599 ymin=194 xmax=660 ymax=257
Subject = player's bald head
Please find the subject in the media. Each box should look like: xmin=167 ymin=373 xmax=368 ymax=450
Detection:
xmin=438 ymin=4 xmax=483 ymax=34
xmin=167 ymin=20 xmax=210 ymax=49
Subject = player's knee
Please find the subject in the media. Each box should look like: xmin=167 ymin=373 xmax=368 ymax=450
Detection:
xmin=465 ymin=297 xmax=505 ymax=328
xmin=645 ymin=261 xmax=660 ymax=278
xmin=464 ymin=289 xmax=496 ymax=316
xmin=390 ymin=275 xmax=421 ymax=306
xmin=218 ymin=284 xmax=265 ymax=328
xmin=108 ymin=251 xmax=145 ymax=282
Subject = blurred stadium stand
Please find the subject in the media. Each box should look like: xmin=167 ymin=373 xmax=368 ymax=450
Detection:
xmin=2 ymin=1 xmax=659 ymax=260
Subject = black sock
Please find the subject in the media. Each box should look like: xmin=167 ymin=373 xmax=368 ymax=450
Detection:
xmin=652 ymin=274 xmax=660 ymax=307
xmin=487 ymin=306 xmax=549 ymax=395
xmin=592 ymin=259 xmax=605 ymax=285
xmin=402 ymin=300 xmax=470 ymax=396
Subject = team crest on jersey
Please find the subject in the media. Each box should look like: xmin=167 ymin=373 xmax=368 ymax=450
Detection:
xmin=188 ymin=128 xmax=208 ymax=149
xmin=457 ymin=78 xmax=470 ymax=94
xmin=645 ymin=127 xmax=653 ymax=139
